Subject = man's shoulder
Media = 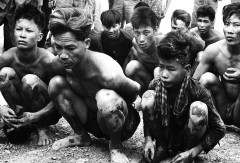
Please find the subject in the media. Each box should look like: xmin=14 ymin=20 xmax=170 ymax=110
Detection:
xmin=190 ymin=27 xmax=199 ymax=35
xmin=211 ymin=29 xmax=224 ymax=40
xmin=120 ymin=29 xmax=134 ymax=40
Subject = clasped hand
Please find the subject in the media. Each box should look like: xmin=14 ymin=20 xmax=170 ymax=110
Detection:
xmin=1 ymin=107 xmax=35 ymax=129
xmin=223 ymin=68 xmax=240 ymax=84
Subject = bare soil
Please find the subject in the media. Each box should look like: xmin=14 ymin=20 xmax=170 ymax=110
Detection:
xmin=0 ymin=113 xmax=240 ymax=163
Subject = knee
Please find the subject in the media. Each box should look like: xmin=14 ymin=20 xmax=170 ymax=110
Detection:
xmin=0 ymin=67 xmax=16 ymax=77
xmin=199 ymin=72 xmax=219 ymax=89
xmin=96 ymin=89 xmax=128 ymax=130
xmin=189 ymin=101 xmax=208 ymax=127
xmin=125 ymin=60 xmax=141 ymax=77
xmin=48 ymin=76 xmax=68 ymax=97
xmin=22 ymin=74 xmax=46 ymax=90
xmin=96 ymin=89 xmax=127 ymax=115
xmin=0 ymin=67 xmax=17 ymax=89
xmin=141 ymin=90 xmax=156 ymax=114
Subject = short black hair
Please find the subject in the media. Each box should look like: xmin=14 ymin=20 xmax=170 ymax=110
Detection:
xmin=222 ymin=2 xmax=240 ymax=24
xmin=157 ymin=31 xmax=191 ymax=66
xmin=100 ymin=9 xmax=121 ymax=29
xmin=197 ymin=5 xmax=215 ymax=22
xmin=14 ymin=2 xmax=45 ymax=31
xmin=49 ymin=8 xmax=92 ymax=41
xmin=171 ymin=9 xmax=191 ymax=28
xmin=134 ymin=2 xmax=149 ymax=10
xmin=131 ymin=6 xmax=158 ymax=30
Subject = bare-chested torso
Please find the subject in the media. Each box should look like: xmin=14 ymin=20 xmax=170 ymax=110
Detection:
xmin=212 ymin=40 xmax=240 ymax=101
xmin=53 ymin=51 xmax=124 ymax=112
xmin=0 ymin=47 xmax=55 ymax=84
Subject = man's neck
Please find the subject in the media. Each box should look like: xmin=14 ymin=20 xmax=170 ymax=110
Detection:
xmin=142 ymin=37 xmax=156 ymax=54
xmin=227 ymin=43 xmax=240 ymax=55
xmin=17 ymin=46 xmax=39 ymax=64
xmin=199 ymin=30 xmax=212 ymax=40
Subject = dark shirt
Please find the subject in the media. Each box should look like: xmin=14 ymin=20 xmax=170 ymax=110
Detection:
xmin=100 ymin=29 xmax=133 ymax=67
xmin=149 ymin=78 xmax=226 ymax=153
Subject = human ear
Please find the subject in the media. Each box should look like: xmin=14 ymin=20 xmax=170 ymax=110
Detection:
xmin=84 ymin=38 xmax=91 ymax=49
xmin=185 ymin=64 xmax=191 ymax=73
xmin=37 ymin=33 xmax=43 ymax=42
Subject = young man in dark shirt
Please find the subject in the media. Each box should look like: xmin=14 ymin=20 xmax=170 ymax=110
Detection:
xmin=100 ymin=9 xmax=134 ymax=70
xmin=141 ymin=31 xmax=225 ymax=163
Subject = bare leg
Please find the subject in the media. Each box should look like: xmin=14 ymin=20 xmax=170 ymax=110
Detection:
xmin=0 ymin=67 xmax=22 ymax=110
xmin=185 ymin=101 xmax=208 ymax=149
xmin=125 ymin=60 xmax=153 ymax=96
xmin=96 ymin=89 xmax=132 ymax=163
xmin=49 ymin=76 xmax=91 ymax=150
xmin=200 ymin=72 xmax=228 ymax=122
xmin=141 ymin=90 xmax=168 ymax=162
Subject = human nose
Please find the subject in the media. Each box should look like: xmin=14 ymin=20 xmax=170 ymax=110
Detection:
xmin=59 ymin=50 xmax=69 ymax=60
xmin=226 ymin=24 xmax=234 ymax=34
xmin=20 ymin=30 xmax=26 ymax=38
xmin=139 ymin=34 xmax=145 ymax=43
xmin=161 ymin=69 xmax=169 ymax=79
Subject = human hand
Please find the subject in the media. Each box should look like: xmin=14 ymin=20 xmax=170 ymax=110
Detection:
xmin=223 ymin=68 xmax=240 ymax=84
xmin=7 ymin=112 xmax=36 ymax=128
xmin=143 ymin=138 xmax=155 ymax=163
xmin=170 ymin=150 xmax=193 ymax=163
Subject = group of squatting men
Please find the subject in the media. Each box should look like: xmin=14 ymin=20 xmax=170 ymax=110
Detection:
xmin=1 ymin=1 xmax=240 ymax=163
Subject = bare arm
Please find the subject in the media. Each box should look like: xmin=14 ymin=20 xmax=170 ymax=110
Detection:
xmin=193 ymin=45 xmax=216 ymax=80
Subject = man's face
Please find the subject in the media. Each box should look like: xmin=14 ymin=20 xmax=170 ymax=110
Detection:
xmin=133 ymin=26 xmax=155 ymax=50
xmin=197 ymin=16 xmax=212 ymax=34
xmin=14 ymin=18 xmax=42 ymax=49
xmin=103 ymin=23 xmax=121 ymax=39
xmin=223 ymin=14 xmax=240 ymax=46
xmin=158 ymin=57 xmax=187 ymax=88
xmin=171 ymin=19 xmax=189 ymax=33
xmin=53 ymin=32 xmax=89 ymax=69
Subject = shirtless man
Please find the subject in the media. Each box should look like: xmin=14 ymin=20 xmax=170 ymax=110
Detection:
xmin=125 ymin=6 xmax=163 ymax=96
xmin=0 ymin=2 xmax=61 ymax=145
xmin=193 ymin=3 xmax=240 ymax=127
xmin=190 ymin=5 xmax=224 ymax=49
xmin=48 ymin=8 xmax=140 ymax=163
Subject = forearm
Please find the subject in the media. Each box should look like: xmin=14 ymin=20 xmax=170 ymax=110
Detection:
xmin=32 ymin=101 xmax=55 ymax=123
xmin=189 ymin=144 xmax=204 ymax=159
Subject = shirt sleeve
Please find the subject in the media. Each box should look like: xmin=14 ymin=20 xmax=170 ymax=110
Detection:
xmin=197 ymin=85 xmax=226 ymax=153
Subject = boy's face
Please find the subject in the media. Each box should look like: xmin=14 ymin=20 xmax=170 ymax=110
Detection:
xmin=133 ymin=26 xmax=156 ymax=50
xmin=103 ymin=23 xmax=121 ymax=39
xmin=53 ymin=31 xmax=90 ymax=69
xmin=14 ymin=18 xmax=42 ymax=49
xmin=171 ymin=19 xmax=189 ymax=33
xmin=158 ymin=57 xmax=188 ymax=88
xmin=223 ymin=14 xmax=240 ymax=46
xmin=197 ymin=16 xmax=212 ymax=34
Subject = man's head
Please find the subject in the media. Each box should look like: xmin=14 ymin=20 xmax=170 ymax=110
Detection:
xmin=49 ymin=8 xmax=93 ymax=69
xmin=171 ymin=9 xmax=191 ymax=33
xmin=134 ymin=2 xmax=150 ymax=10
xmin=14 ymin=2 xmax=45 ymax=49
xmin=157 ymin=31 xmax=191 ymax=88
xmin=131 ymin=7 xmax=158 ymax=50
xmin=100 ymin=9 xmax=121 ymax=39
xmin=196 ymin=5 xmax=215 ymax=34
xmin=222 ymin=3 xmax=240 ymax=46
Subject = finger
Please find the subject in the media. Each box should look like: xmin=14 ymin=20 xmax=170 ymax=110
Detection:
xmin=144 ymin=150 xmax=151 ymax=163
xmin=150 ymin=148 xmax=155 ymax=160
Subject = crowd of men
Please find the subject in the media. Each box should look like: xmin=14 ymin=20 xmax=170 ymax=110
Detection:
xmin=0 ymin=0 xmax=240 ymax=163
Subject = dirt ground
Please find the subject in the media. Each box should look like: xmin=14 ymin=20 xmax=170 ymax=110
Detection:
xmin=0 ymin=112 xmax=240 ymax=163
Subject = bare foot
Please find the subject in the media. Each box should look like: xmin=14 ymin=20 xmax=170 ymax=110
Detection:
xmin=51 ymin=134 xmax=91 ymax=151
xmin=110 ymin=146 xmax=130 ymax=163
xmin=37 ymin=127 xmax=53 ymax=146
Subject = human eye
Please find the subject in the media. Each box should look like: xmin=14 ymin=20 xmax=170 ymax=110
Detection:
xmin=233 ymin=23 xmax=240 ymax=27
xmin=144 ymin=31 xmax=150 ymax=36
xmin=54 ymin=44 xmax=62 ymax=50
xmin=26 ymin=29 xmax=33 ymax=32
xmin=159 ymin=64 xmax=164 ymax=69
xmin=134 ymin=31 xmax=140 ymax=36
xmin=224 ymin=22 xmax=230 ymax=26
